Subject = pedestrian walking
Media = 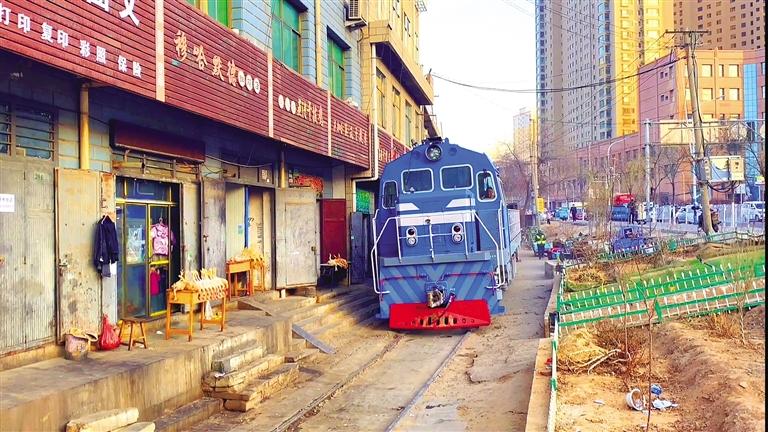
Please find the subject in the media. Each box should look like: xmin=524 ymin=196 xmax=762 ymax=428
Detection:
xmin=570 ymin=205 xmax=577 ymax=221
xmin=628 ymin=199 xmax=637 ymax=224
xmin=534 ymin=230 xmax=547 ymax=260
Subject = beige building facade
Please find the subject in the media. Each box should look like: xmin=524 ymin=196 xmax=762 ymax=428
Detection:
xmin=675 ymin=0 xmax=765 ymax=50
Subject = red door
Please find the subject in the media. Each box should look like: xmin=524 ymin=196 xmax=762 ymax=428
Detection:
xmin=320 ymin=199 xmax=347 ymax=261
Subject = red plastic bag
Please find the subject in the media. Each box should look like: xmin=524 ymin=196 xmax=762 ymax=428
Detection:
xmin=98 ymin=314 xmax=121 ymax=351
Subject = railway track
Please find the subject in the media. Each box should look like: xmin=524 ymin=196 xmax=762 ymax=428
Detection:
xmin=282 ymin=330 xmax=470 ymax=432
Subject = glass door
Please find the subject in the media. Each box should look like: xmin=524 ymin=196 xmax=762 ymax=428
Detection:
xmin=149 ymin=205 xmax=171 ymax=316
xmin=124 ymin=204 xmax=148 ymax=317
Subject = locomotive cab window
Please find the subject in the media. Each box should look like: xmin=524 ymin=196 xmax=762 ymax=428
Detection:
xmin=402 ymin=169 xmax=433 ymax=193
xmin=440 ymin=165 xmax=473 ymax=190
xmin=382 ymin=181 xmax=398 ymax=208
xmin=477 ymin=171 xmax=496 ymax=201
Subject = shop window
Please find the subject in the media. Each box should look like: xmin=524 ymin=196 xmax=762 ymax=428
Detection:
xmin=441 ymin=165 xmax=472 ymax=190
xmin=186 ymin=0 xmax=230 ymax=27
xmin=477 ymin=171 xmax=496 ymax=201
xmin=392 ymin=88 xmax=401 ymax=139
xmin=0 ymin=101 xmax=55 ymax=160
xmin=382 ymin=181 xmax=397 ymax=208
xmin=402 ymin=168 xmax=433 ymax=193
xmin=0 ymin=102 xmax=9 ymax=155
xmin=327 ymin=36 xmax=345 ymax=99
xmin=272 ymin=0 xmax=301 ymax=72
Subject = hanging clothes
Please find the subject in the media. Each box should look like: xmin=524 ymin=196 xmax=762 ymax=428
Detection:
xmin=94 ymin=215 xmax=120 ymax=276
xmin=150 ymin=222 xmax=176 ymax=256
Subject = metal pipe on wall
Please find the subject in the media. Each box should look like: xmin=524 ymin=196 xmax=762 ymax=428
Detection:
xmin=79 ymin=83 xmax=90 ymax=170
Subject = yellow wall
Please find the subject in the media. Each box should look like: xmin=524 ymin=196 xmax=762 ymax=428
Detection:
xmin=360 ymin=0 xmax=428 ymax=145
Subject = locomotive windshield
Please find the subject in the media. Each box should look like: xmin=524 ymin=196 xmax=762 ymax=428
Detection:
xmin=402 ymin=169 xmax=433 ymax=193
xmin=440 ymin=165 xmax=473 ymax=189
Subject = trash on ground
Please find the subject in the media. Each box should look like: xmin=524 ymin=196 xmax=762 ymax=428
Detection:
xmin=594 ymin=400 xmax=605 ymax=405
xmin=626 ymin=388 xmax=645 ymax=411
xmin=652 ymin=399 xmax=678 ymax=410
xmin=650 ymin=383 xmax=662 ymax=396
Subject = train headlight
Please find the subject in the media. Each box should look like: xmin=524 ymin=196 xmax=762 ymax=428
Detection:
xmin=425 ymin=144 xmax=442 ymax=161
xmin=405 ymin=226 xmax=418 ymax=246
xmin=451 ymin=223 xmax=463 ymax=243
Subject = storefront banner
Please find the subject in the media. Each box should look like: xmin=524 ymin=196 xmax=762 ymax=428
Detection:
xmin=163 ymin=0 xmax=269 ymax=137
xmin=0 ymin=0 xmax=156 ymax=98
xmin=377 ymin=129 xmax=408 ymax=174
xmin=272 ymin=60 xmax=330 ymax=158
xmin=288 ymin=168 xmax=324 ymax=197
xmin=330 ymin=96 xmax=370 ymax=168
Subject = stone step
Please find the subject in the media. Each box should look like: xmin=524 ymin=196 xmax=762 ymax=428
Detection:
xmin=154 ymin=398 xmax=222 ymax=432
xmin=284 ymin=348 xmax=319 ymax=363
xmin=313 ymin=302 xmax=381 ymax=342
xmin=203 ymin=354 xmax=285 ymax=392
xmin=222 ymin=363 xmax=300 ymax=412
xmin=290 ymin=291 xmax=377 ymax=325
xmin=294 ymin=295 xmax=378 ymax=333
xmin=290 ymin=336 xmax=306 ymax=351
xmin=314 ymin=286 xmax=358 ymax=303
xmin=66 ymin=408 xmax=139 ymax=432
xmin=113 ymin=422 xmax=156 ymax=432
xmin=212 ymin=345 xmax=266 ymax=374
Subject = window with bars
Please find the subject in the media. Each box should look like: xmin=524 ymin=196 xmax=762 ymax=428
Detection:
xmin=327 ymin=37 xmax=345 ymax=99
xmin=272 ymin=0 xmax=301 ymax=72
xmin=0 ymin=101 xmax=55 ymax=160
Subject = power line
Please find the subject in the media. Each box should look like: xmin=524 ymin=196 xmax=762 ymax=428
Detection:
xmin=432 ymin=56 xmax=681 ymax=94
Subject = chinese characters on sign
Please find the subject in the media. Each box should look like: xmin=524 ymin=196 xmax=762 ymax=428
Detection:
xmin=173 ymin=30 xmax=262 ymax=95
xmin=278 ymin=94 xmax=325 ymax=126
xmin=0 ymin=1 xmax=143 ymax=78
xmin=85 ymin=0 xmax=140 ymax=27
xmin=332 ymin=119 xmax=367 ymax=145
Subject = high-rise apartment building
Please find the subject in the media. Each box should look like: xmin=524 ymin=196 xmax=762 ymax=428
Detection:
xmin=674 ymin=0 xmax=764 ymax=50
xmin=535 ymin=0 xmax=673 ymax=158
xmin=512 ymin=108 xmax=536 ymax=162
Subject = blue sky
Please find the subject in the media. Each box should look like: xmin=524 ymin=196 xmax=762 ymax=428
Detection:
xmin=420 ymin=0 xmax=536 ymax=154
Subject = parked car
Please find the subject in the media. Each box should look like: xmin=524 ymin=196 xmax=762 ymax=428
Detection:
xmin=741 ymin=201 xmax=765 ymax=222
xmin=555 ymin=207 xmax=570 ymax=221
xmin=574 ymin=207 xmax=587 ymax=221
xmin=611 ymin=205 xmax=630 ymax=221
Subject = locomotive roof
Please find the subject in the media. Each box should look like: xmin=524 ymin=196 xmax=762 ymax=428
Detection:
xmin=381 ymin=138 xmax=498 ymax=179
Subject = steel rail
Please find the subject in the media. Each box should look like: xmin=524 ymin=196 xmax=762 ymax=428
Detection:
xmin=383 ymin=331 xmax=471 ymax=432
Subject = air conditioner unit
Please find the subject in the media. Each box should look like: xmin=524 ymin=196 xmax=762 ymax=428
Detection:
xmin=345 ymin=0 xmax=367 ymax=29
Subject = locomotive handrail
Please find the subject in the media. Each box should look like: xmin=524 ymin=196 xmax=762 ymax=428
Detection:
xmin=371 ymin=209 xmax=505 ymax=295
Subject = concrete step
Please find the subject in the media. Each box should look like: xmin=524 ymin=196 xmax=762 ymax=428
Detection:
xmin=313 ymin=302 xmax=381 ymax=343
xmin=154 ymin=398 xmax=222 ymax=432
xmin=294 ymin=295 xmax=378 ymax=333
xmin=286 ymin=291 xmax=371 ymax=324
xmin=284 ymin=348 xmax=319 ymax=363
xmin=113 ymin=423 xmax=156 ymax=432
xmin=314 ymin=286 xmax=358 ymax=303
xmin=222 ymin=363 xmax=300 ymax=412
xmin=211 ymin=345 xmax=266 ymax=374
xmin=290 ymin=336 xmax=307 ymax=351
xmin=202 ymin=354 xmax=285 ymax=392
xmin=66 ymin=408 xmax=139 ymax=432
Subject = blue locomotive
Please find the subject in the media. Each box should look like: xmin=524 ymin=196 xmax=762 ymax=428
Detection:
xmin=371 ymin=137 xmax=516 ymax=330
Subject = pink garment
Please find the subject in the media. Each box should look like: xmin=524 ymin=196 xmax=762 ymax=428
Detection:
xmin=150 ymin=223 xmax=175 ymax=256
xmin=150 ymin=270 xmax=161 ymax=296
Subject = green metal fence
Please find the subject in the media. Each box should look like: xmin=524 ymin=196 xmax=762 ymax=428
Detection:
xmin=556 ymin=260 xmax=766 ymax=333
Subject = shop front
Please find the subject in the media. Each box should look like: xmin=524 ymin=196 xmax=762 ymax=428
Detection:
xmin=115 ymin=178 xmax=181 ymax=318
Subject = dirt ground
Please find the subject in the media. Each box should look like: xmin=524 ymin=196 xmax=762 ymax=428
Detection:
xmin=396 ymin=248 xmax=552 ymax=432
xmin=556 ymin=307 xmax=766 ymax=432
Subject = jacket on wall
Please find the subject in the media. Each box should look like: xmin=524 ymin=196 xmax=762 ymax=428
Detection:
xmin=94 ymin=215 xmax=120 ymax=277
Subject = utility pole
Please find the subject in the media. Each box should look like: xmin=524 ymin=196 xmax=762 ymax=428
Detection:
xmin=667 ymin=29 xmax=713 ymax=234
xmin=530 ymin=118 xmax=541 ymax=228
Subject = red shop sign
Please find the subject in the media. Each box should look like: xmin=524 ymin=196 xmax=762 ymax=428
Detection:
xmin=0 ymin=0 xmax=156 ymax=98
